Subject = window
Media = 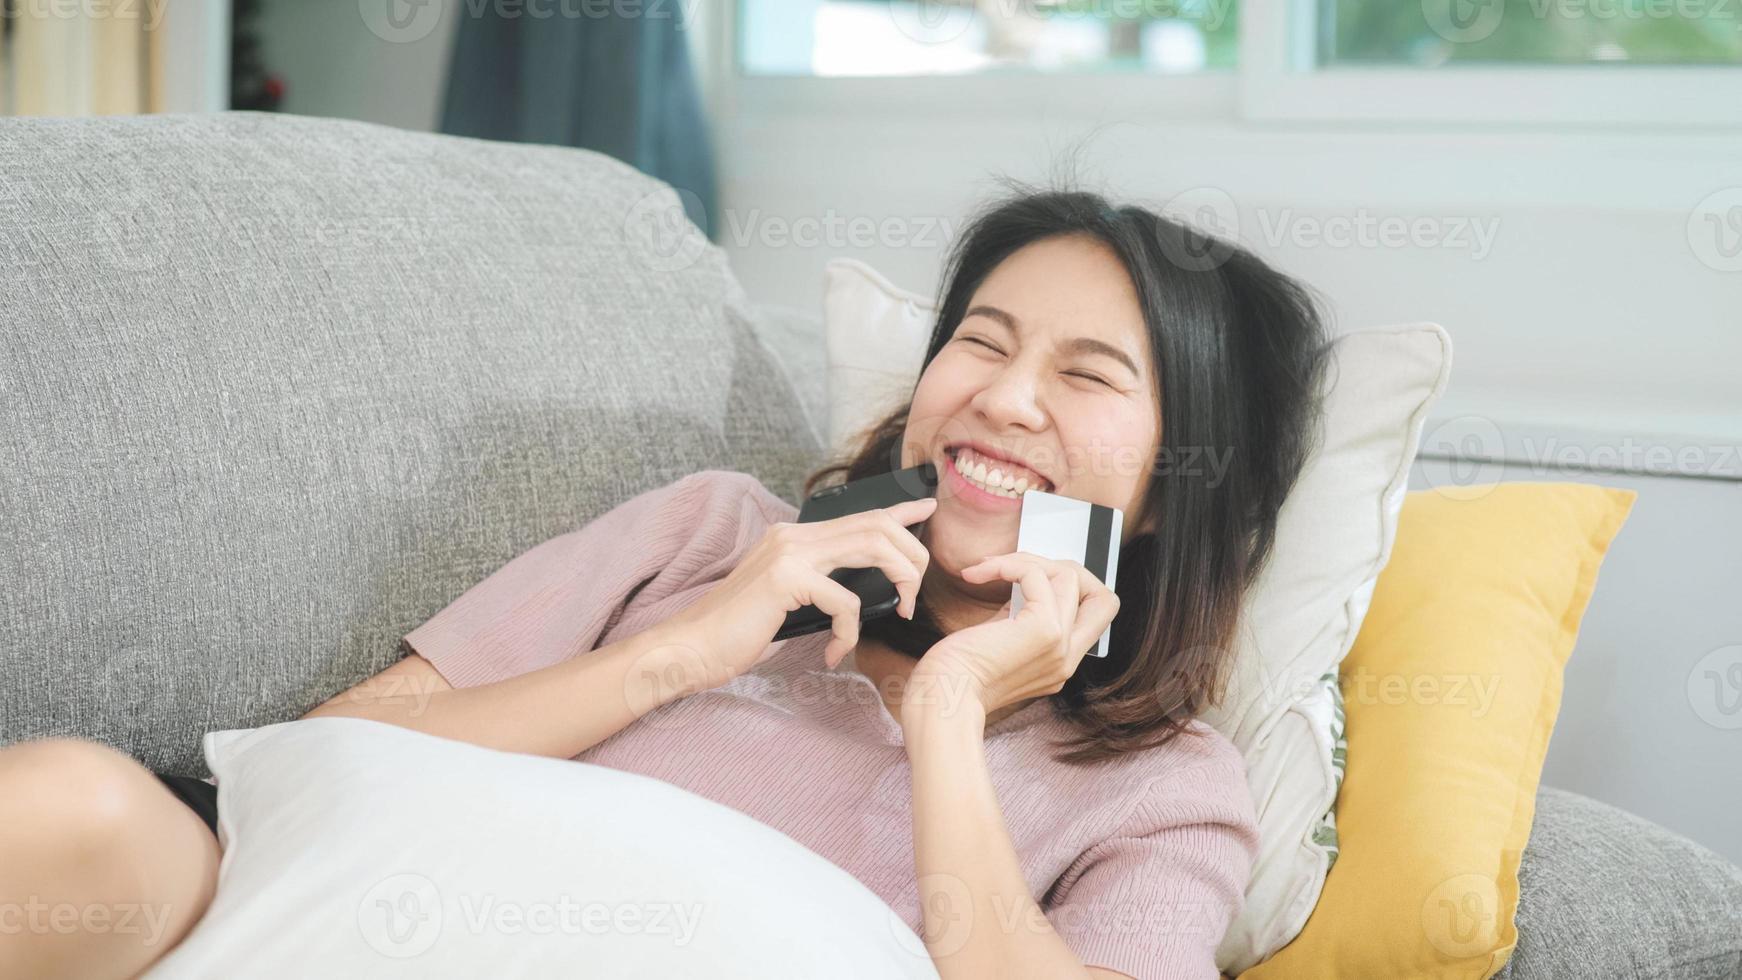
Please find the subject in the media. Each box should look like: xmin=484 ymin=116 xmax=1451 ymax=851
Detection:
xmin=738 ymin=0 xmax=1240 ymax=75
xmin=726 ymin=0 xmax=1742 ymax=124
xmin=1324 ymin=0 xmax=1742 ymax=66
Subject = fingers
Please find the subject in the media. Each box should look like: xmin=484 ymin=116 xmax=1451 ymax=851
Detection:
xmin=795 ymin=566 xmax=863 ymax=669
xmin=1067 ymin=588 xmax=1121 ymax=659
xmin=962 ymin=554 xmax=1060 ymax=631
xmin=964 ymin=552 xmax=1111 ymax=605
xmin=812 ymin=510 xmax=932 ymax=620
xmin=882 ymin=496 xmax=939 ymax=527
xmin=963 ymin=552 xmax=1119 ymax=657
xmin=1014 ymin=562 xmax=1060 ymax=632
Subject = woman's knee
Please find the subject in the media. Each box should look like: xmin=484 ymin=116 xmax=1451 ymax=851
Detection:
xmin=0 ymin=737 xmax=159 ymax=848
xmin=0 ymin=737 xmax=217 ymax=978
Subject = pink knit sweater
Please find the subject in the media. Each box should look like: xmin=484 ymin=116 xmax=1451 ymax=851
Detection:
xmin=403 ymin=470 xmax=1257 ymax=980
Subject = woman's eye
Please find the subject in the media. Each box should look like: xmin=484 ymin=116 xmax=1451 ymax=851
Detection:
xmin=962 ymin=337 xmax=1002 ymax=353
xmin=1067 ymin=371 xmax=1112 ymax=388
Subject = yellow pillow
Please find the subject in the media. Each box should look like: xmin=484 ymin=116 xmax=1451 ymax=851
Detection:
xmin=1240 ymin=481 xmax=1636 ymax=979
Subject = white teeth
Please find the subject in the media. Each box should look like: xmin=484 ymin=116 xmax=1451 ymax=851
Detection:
xmin=952 ymin=447 xmax=1042 ymax=498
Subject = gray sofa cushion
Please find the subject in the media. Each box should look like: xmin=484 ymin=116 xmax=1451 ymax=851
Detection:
xmin=0 ymin=113 xmax=823 ymax=773
xmin=1496 ymin=786 xmax=1742 ymax=979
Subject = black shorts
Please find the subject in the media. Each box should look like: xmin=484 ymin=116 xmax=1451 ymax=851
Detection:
xmin=153 ymin=772 xmax=220 ymax=839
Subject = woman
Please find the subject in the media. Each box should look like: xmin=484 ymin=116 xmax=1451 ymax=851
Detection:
xmin=0 ymin=187 xmax=1329 ymax=980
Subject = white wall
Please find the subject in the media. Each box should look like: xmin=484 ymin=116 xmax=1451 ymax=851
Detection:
xmin=715 ymin=114 xmax=1742 ymax=448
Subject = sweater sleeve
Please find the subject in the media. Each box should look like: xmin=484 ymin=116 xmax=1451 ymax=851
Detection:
xmin=1044 ymin=742 xmax=1259 ymax=980
xmin=401 ymin=469 xmax=772 ymax=689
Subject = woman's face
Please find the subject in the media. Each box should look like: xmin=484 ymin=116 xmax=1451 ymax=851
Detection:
xmin=900 ymin=234 xmax=1162 ymax=597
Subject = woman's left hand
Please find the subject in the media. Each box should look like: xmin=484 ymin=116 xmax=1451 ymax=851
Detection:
xmin=902 ymin=552 xmax=1120 ymax=728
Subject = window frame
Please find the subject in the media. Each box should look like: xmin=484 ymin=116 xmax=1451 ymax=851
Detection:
xmin=1242 ymin=0 xmax=1742 ymax=126
xmin=712 ymin=0 xmax=1742 ymax=128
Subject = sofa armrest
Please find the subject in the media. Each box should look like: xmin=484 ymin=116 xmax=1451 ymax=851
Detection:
xmin=1499 ymin=785 xmax=1742 ymax=980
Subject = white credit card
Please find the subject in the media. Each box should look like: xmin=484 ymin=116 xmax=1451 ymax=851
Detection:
xmin=1010 ymin=489 xmax=1123 ymax=658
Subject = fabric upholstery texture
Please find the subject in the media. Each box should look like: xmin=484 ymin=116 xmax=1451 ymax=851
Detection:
xmin=0 ymin=112 xmax=822 ymax=773
xmin=1493 ymin=786 xmax=1742 ymax=980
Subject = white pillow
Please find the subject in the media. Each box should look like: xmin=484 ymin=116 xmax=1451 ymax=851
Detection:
xmin=820 ymin=257 xmax=1451 ymax=974
xmin=144 ymin=717 xmax=939 ymax=980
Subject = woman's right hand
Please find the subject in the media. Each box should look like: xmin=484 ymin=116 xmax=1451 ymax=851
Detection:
xmin=664 ymin=496 xmax=937 ymax=686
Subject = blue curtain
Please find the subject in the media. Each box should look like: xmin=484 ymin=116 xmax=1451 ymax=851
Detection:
xmin=440 ymin=9 xmax=718 ymax=239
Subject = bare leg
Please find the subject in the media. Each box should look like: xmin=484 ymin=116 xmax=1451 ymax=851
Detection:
xmin=0 ymin=738 xmax=221 ymax=980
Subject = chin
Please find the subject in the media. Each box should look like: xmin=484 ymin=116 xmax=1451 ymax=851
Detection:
xmin=924 ymin=517 xmax=1002 ymax=570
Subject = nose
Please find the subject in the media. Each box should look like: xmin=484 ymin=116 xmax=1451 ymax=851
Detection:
xmin=969 ymin=362 xmax=1046 ymax=432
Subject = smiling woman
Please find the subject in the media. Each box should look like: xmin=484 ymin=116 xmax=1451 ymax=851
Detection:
xmin=809 ymin=183 xmax=1336 ymax=765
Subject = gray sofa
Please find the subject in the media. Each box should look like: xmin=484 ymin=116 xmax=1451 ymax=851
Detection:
xmin=2 ymin=113 xmax=1737 ymax=979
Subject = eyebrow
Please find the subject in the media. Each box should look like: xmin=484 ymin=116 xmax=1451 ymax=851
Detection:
xmin=962 ymin=304 xmax=1142 ymax=378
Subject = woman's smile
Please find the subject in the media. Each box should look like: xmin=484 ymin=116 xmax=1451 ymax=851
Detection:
xmin=939 ymin=445 xmax=1038 ymax=514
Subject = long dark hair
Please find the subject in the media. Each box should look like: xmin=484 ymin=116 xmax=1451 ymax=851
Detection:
xmin=805 ymin=183 xmax=1333 ymax=766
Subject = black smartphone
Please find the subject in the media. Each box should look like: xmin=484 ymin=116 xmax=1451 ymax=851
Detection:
xmin=771 ymin=462 xmax=938 ymax=642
